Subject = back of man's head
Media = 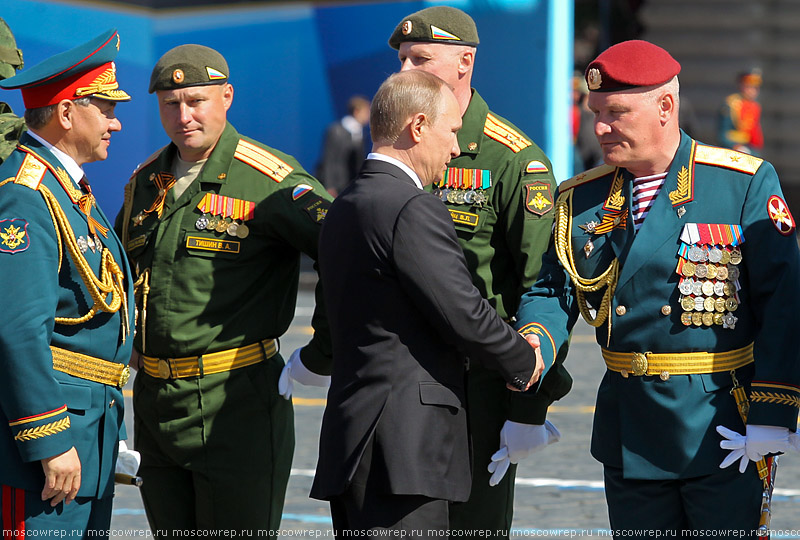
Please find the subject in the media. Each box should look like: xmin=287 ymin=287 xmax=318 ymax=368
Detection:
xmin=370 ymin=70 xmax=447 ymax=145
xmin=0 ymin=18 xmax=23 ymax=81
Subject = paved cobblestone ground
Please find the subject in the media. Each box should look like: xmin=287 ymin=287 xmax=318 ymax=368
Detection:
xmin=110 ymin=287 xmax=800 ymax=537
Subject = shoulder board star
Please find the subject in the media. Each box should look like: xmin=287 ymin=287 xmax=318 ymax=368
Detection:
xmin=559 ymin=164 xmax=616 ymax=192
xmin=694 ymin=144 xmax=763 ymax=175
xmin=234 ymin=139 xmax=293 ymax=182
xmin=483 ymin=113 xmax=531 ymax=153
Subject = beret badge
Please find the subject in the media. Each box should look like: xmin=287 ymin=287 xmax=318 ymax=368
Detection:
xmin=402 ymin=21 xmax=412 ymax=35
xmin=172 ymin=68 xmax=184 ymax=84
xmin=587 ymin=68 xmax=602 ymax=90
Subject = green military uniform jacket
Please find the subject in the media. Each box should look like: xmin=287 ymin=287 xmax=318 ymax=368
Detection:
xmin=0 ymin=102 xmax=25 ymax=165
xmin=436 ymin=90 xmax=570 ymax=422
xmin=117 ymin=122 xmax=332 ymax=372
xmin=516 ymin=131 xmax=800 ymax=478
xmin=0 ymin=133 xmax=133 ymax=497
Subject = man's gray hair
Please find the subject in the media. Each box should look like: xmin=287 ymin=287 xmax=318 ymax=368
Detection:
xmin=370 ymin=70 xmax=450 ymax=144
xmin=24 ymin=96 xmax=91 ymax=130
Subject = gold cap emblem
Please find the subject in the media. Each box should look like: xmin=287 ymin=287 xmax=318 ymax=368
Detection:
xmin=587 ymin=68 xmax=602 ymax=90
xmin=172 ymin=69 xmax=185 ymax=84
xmin=468 ymin=142 xmax=477 ymax=151
xmin=402 ymin=21 xmax=412 ymax=35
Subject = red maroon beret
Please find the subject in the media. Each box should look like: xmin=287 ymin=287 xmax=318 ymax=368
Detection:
xmin=585 ymin=40 xmax=681 ymax=92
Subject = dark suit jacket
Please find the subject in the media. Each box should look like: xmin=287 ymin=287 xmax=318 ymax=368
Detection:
xmin=316 ymin=121 xmax=365 ymax=194
xmin=311 ymin=158 xmax=534 ymax=503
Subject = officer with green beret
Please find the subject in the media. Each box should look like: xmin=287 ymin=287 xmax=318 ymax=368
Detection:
xmin=389 ymin=6 xmax=571 ymax=535
xmin=0 ymin=17 xmax=25 ymax=164
xmin=117 ymin=44 xmax=333 ymax=534
xmin=516 ymin=40 xmax=800 ymax=534
xmin=0 ymin=29 xmax=134 ymax=534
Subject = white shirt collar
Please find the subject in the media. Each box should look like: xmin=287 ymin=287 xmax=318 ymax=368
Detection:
xmin=367 ymin=152 xmax=423 ymax=190
xmin=27 ymin=130 xmax=84 ymax=187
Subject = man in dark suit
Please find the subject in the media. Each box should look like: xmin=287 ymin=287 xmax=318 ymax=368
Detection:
xmin=317 ymin=95 xmax=370 ymax=197
xmin=311 ymin=70 xmax=542 ymax=537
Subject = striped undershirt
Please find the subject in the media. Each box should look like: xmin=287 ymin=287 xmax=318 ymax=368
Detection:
xmin=631 ymin=172 xmax=668 ymax=230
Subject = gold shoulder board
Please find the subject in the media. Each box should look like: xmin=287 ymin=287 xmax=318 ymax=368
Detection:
xmin=14 ymin=152 xmax=47 ymax=190
xmin=694 ymin=145 xmax=763 ymax=175
xmin=483 ymin=113 xmax=531 ymax=153
xmin=234 ymin=139 xmax=293 ymax=183
xmin=559 ymin=164 xmax=616 ymax=192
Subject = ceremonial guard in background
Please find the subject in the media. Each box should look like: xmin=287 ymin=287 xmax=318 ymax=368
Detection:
xmin=516 ymin=40 xmax=800 ymax=535
xmin=0 ymin=17 xmax=25 ymax=164
xmin=0 ymin=30 xmax=134 ymax=534
xmin=388 ymin=8 xmax=569 ymax=534
xmin=117 ymin=44 xmax=332 ymax=533
xmin=718 ymin=69 xmax=764 ymax=156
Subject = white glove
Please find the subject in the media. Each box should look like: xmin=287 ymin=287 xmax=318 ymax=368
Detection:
xmin=277 ymin=348 xmax=331 ymax=400
xmin=116 ymin=440 xmax=141 ymax=476
xmin=788 ymin=429 xmax=800 ymax=452
xmin=717 ymin=424 xmax=790 ymax=473
xmin=487 ymin=420 xmax=561 ymax=486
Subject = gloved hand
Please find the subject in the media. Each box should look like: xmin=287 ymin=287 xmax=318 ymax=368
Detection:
xmin=487 ymin=420 xmax=561 ymax=486
xmin=717 ymin=424 xmax=790 ymax=473
xmin=788 ymin=429 xmax=800 ymax=452
xmin=278 ymin=348 xmax=331 ymax=400
xmin=116 ymin=440 xmax=141 ymax=476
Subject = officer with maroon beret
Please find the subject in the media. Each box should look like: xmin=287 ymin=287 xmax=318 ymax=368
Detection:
xmin=516 ymin=40 xmax=800 ymax=535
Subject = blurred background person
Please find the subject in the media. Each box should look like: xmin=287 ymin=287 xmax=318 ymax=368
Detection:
xmin=317 ymin=95 xmax=370 ymax=197
xmin=718 ymin=69 xmax=763 ymax=156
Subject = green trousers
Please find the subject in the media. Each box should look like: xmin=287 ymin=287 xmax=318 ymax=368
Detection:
xmin=133 ymin=355 xmax=294 ymax=535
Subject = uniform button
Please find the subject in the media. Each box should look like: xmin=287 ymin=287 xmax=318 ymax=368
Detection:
xmin=109 ymin=399 xmax=116 ymax=408
xmin=660 ymin=371 xmax=670 ymax=381
xmin=621 ymin=370 xmax=629 ymax=378
xmin=661 ymin=305 xmax=672 ymax=316
xmin=615 ymin=305 xmax=627 ymax=316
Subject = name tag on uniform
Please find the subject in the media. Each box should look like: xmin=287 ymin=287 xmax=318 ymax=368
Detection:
xmin=186 ymin=236 xmax=241 ymax=254
xmin=449 ymin=210 xmax=479 ymax=228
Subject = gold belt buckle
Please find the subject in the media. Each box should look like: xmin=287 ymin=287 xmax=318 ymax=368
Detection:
xmin=118 ymin=366 xmax=131 ymax=387
xmin=631 ymin=352 xmax=649 ymax=376
xmin=157 ymin=359 xmax=171 ymax=379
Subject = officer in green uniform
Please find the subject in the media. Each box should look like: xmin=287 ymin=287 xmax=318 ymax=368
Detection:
xmin=515 ymin=40 xmax=800 ymax=535
xmin=389 ymin=7 xmax=571 ymax=534
xmin=0 ymin=17 xmax=25 ymax=164
xmin=116 ymin=45 xmax=333 ymax=534
xmin=0 ymin=29 xmax=134 ymax=534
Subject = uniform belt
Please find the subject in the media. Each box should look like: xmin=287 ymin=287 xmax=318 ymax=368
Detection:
xmin=601 ymin=343 xmax=754 ymax=377
xmin=51 ymin=346 xmax=131 ymax=388
xmin=142 ymin=339 xmax=278 ymax=380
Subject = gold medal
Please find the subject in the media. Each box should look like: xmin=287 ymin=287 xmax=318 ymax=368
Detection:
xmin=236 ymin=222 xmax=250 ymax=239
xmin=704 ymin=297 xmax=716 ymax=312
xmin=719 ymin=249 xmax=732 ymax=265
xmin=716 ymin=266 xmax=728 ymax=281
xmin=691 ymin=312 xmax=703 ymax=326
xmin=680 ymin=312 xmax=693 ymax=326
xmin=207 ymin=216 xmax=220 ymax=230
xmin=215 ymin=219 xmax=229 ymax=233
xmin=714 ymin=312 xmax=725 ymax=325
xmin=730 ymin=247 xmax=742 ymax=265
xmin=682 ymin=261 xmax=696 ymax=277
xmin=705 ymin=264 xmax=717 ymax=280
xmin=723 ymin=282 xmax=734 ymax=296
xmin=725 ymin=297 xmax=739 ymax=312
xmin=715 ymin=297 xmax=726 ymax=312
xmin=681 ymin=296 xmax=696 ymax=311
xmin=701 ymin=281 xmax=715 ymax=296
xmin=702 ymin=312 xmax=714 ymax=326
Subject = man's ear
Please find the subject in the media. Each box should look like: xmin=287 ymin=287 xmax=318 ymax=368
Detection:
xmin=55 ymin=99 xmax=75 ymax=130
xmin=409 ymin=112 xmax=426 ymax=143
xmin=659 ymin=93 xmax=675 ymax=125
xmin=458 ymin=49 xmax=474 ymax=76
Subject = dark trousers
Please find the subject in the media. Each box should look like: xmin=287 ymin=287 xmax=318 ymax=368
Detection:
xmin=329 ymin=437 xmax=449 ymax=539
xmin=603 ymin=464 xmax=762 ymax=539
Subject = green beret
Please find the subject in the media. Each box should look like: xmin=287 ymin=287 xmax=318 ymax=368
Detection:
xmin=389 ymin=6 xmax=479 ymax=50
xmin=149 ymin=44 xmax=229 ymax=93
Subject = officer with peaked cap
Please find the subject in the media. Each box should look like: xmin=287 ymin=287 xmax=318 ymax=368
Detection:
xmin=0 ymin=29 xmax=134 ymax=534
xmin=515 ymin=39 xmax=800 ymax=534
xmin=116 ymin=44 xmax=333 ymax=533
xmin=388 ymin=6 xmax=569 ymax=535
xmin=0 ymin=18 xmax=25 ymax=163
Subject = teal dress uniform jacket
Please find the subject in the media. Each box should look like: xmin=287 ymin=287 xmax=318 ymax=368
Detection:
xmin=516 ymin=131 xmax=800 ymax=480
xmin=0 ymin=133 xmax=133 ymax=498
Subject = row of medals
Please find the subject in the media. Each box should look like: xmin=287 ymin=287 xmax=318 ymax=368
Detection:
xmin=195 ymin=214 xmax=250 ymax=239
xmin=77 ymin=234 xmax=102 ymax=254
xmin=677 ymin=245 xmax=742 ymax=328
xmin=431 ymin=187 xmax=488 ymax=207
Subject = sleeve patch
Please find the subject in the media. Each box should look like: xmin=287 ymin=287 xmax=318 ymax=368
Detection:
xmin=525 ymin=160 xmax=549 ymax=174
xmin=302 ymin=196 xmax=331 ymax=224
xmin=0 ymin=218 xmax=30 ymax=254
xmin=525 ymin=182 xmax=553 ymax=216
xmin=292 ymin=184 xmax=314 ymax=200
xmin=767 ymin=195 xmax=796 ymax=236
